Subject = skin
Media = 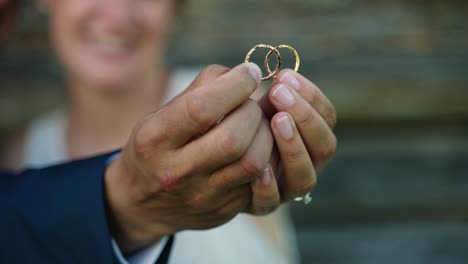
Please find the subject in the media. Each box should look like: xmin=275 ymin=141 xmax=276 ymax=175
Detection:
xmin=43 ymin=0 xmax=179 ymax=169
xmin=45 ymin=0 xmax=174 ymax=90
xmin=106 ymin=63 xmax=338 ymax=252
xmin=0 ymin=0 xmax=338 ymax=255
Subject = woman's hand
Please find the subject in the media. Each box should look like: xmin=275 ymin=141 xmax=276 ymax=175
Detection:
xmin=251 ymin=69 xmax=337 ymax=213
xmin=105 ymin=63 xmax=275 ymax=252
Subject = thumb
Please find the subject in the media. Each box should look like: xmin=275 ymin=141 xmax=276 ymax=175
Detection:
xmin=177 ymin=64 xmax=231 ymax=99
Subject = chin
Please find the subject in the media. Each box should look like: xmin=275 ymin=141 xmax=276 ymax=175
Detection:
xmin=74 ymin=63 xmax=139 ymax=92
xmin=95 ymin=76 xmax=134 ymax=92
xmin=64 ymin=46 xmax=143 ymax=91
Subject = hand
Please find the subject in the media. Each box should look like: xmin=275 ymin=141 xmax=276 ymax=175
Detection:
xmin=104 ymin=63 xmax=275 ymax=252
xmin=193 ymin=65 xmax=283 ymax=217
xmin=255 ymin=69 xmax=337 ymax=206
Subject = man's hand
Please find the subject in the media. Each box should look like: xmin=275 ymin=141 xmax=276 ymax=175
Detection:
xmin=105 ymin=63 xmax=275 ymax=252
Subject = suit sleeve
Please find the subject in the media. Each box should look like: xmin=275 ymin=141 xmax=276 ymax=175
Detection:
xmin=0 ymin=153 xmax=118 ymax=263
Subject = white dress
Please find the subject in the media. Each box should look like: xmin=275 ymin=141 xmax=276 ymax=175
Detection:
xmin=22 ymin=68 xmax=300 ymax=264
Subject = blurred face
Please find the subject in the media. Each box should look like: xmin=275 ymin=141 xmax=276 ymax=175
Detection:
xmin=46 ymin=0 xmax=175 ymax=90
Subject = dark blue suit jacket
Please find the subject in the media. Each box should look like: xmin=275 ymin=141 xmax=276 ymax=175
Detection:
xmin=0 ymin=153 xmax=118 ymax=263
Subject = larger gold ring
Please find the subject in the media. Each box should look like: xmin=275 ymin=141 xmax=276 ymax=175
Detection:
xmin=245 ymin=44 xmax=282 ymax=81
xmin=265 ymin=45 xmax=300 ymax=75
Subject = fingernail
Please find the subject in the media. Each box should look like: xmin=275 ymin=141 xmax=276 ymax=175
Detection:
xmin=261 ymin=167 xmax=272 ymax=185
xmin=245 ymin=62 xmax=262 ymax=84
xmin=272 ymin=84 xmax=296 ymax=107
xmin=275 ymin=115 xmax=294 ymax=140
xmin=280 ymin=72 xmax=301 ymax=91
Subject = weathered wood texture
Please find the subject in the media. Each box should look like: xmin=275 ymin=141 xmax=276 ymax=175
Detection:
xmin=1 ymin=1 xmax=467 ymax=263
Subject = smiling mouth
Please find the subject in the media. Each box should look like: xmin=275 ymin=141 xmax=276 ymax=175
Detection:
xmin=90 ymin=31 xmax=133 ymax=55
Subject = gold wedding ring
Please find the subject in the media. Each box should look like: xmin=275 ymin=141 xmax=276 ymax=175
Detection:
xmin=245 ymin=44 xmax=281 ymax=81
xmin=266 ymin=45 xmax=300 ymax=74
xmin=245 ymin=44 xmax=300 ymax=81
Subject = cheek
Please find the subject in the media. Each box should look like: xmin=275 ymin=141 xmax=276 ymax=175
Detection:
xmin=50 ymin=2 xmax=92 ymax=65
xmin=137 ymin=3 xmax=174 ymax=50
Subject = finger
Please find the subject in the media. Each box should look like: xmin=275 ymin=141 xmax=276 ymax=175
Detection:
xmin=173 ymin=63 xmax=261 ymax=144
xmin=184 ymin=185 xmax=252 ymax=230
xmin=176 ymin=65 xmax=231 ymax=98
xmin=269 ymin=145 xmax=280 ymax=177
xmin=271 ymin=112 xmax=316 ymax=200
xmin=215 ymin=184 xmax=252 ymax=219
xmin=188 ymin=64 xmax=231 ymax=91
xmin=248 ymin=165 xmax=281 ymax=215
xmin=274 ymin=69 xmax=337 ymax=129
xmin=257 ymin=87 xmax=277 ymax=120
xmin=184 ymin=182 xmax=251 ymax=215
xmin=209 ymin=117 xmax=273 ymax=190
xmin=134 ymin=99 xmax=263 ymax=194
xmin=161 ymin=65 xmax=231 ymax=141
xmin=158 ymin=62 xmax=262 ymax=148
xmin=180 ymin=99 xmax=263 ymax=173
xmin=269 ymin=83 xmax=337 ymax=173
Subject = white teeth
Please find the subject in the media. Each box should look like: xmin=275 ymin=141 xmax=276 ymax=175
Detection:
xmin=93 ymin=33 xmax=129 ymax=53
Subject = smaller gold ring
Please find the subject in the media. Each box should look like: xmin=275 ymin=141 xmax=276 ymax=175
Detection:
xmin=245 ymin=44 xmax=282 ymax=81
xmin=265 ymin=45 xmax=301 ymax=75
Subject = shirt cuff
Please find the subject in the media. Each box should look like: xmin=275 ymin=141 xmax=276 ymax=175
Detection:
xmin=112 ymin=237 xmax=169 ymax=264
xmin=107 ymin=153 xmax=169 ymax=263
xmin=107 ymin=152 xmax=121 ymax=165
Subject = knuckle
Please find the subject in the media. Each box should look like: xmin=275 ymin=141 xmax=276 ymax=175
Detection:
xmin=218 ymin=128 xmax=246 ymax=158
xmin=317 ymin=134 xmax=337 ymax=161
xmin=328 ymin=106 xmax=338 ymax=129
xmin=133 ymin=123 xmax=160 ymax=160
xmin=184 ymin=95 xmax=213 ymax=128
xmin=204 ymin=64 xmax=227 ymax=74
xmin=201 ymin=64 xmax=220 ymax=74
xmin=129 ymin=171 xmax=161 ymax=203
xmin=209 ymin=169 xmax=228 ymax=188
xmin=198 ymin=64 xmax=226 ymax=82
xmin=133 ymin=133 xmax=151 ymax=160
xmin=158 ymin=169 xmax=182 ymax=192
xmin=284 ymin=146 xmax=306 ymax=163
xmin=240 ymin=154 xmax=265 ymax=176
xmin=296 ymin=107 xmax=317 ymax=129
xmin=186 ymin=192 xmax=209 ymax=211
xmin=308 ymin=85 xmax=319 ymax=104
xmin=213 ymin=166 xmax=255 ymax=189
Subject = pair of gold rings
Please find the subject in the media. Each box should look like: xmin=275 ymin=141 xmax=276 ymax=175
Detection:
xmin=245 ymin=44 xmax=301 ymax=81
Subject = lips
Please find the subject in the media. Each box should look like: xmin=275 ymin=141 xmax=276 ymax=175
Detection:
xmin=88 ymin=30 xmax=133 ymax=56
